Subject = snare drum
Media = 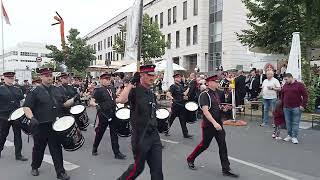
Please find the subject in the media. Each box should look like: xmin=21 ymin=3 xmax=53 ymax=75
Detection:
xmin=185 ymin=101 xmax=199 ymax=112
xmin=156 ymin=108 xmax=170 ymax=133
xmin=115 ymin=107 xmax=131 ymax=137
xmin=53 ymin=116 xmax=85 ymax=152
xmin=9 ymin=108 xmax=32 ymax=135
xmin=70 ymin=105 xmax=89 ymax=130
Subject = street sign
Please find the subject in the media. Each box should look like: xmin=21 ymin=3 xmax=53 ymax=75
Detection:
xmin=36 ymin=57 xmax=42 ymax=62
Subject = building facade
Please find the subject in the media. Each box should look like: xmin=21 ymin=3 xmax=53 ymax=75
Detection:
xmin=0 ymin=42 xmax=52 ymax=74
xmin=84 ymin=0 xmax=284 ymax=73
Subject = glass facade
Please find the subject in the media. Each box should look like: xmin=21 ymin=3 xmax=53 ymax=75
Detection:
xmin=208 ymin=0 xmax=223 ymax=73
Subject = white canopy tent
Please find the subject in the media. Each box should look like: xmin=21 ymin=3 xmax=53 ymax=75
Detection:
xmin=286 ymin=32 xmax=302 ymax=81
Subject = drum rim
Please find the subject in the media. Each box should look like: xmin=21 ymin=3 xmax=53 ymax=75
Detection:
xmin=53 ymin=116 xmax=75 ymax=132
xmin=70 ymin=105 xmax=85 ymax=115
xmin=115 ymin=107 xmax=130 ymax=120
xmin=9 ymin=107 xmax=25 ymax=121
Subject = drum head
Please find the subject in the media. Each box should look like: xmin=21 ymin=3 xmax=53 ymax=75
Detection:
xmin=156 ymin=109 xmax=170 ymax=120
xmin=185 ymin=102 xmax=198 ymax=112
xmin=115 ymin=108 xmax=130 ymax=120
xmin=53 ymin=116 xmax=75 ymax=132
xmin=70 ymin=105 xmax=85 ymax=115
xmin=10 ymin=108 xmax=25 ymax=121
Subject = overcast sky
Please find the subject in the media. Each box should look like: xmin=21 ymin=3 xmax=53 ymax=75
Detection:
xmin=1 ymin=0 xmax=135 ymax=50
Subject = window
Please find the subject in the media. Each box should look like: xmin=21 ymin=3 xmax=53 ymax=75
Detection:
xmin=155 ymin=15 xmax=158 ymax=25
xmin=183 ymin=1 xmax=188 ymax=20
xmin=160 ymin=12 xmax=164 ymax=28
xmin=193 ymin=25 xmax=198 ymax=45
xmin=167 ymin=33 xmax=171 ymax=49
xmin=110 ymin=36 xmax=113 ymax=47
xmin=150 ymin=17 xmax=153 ymax=23
xmin=176 ymin=31 xmax=180 ymax=48
xmin=108 ymin=37 xmax=111 ymax=47
xmin=186 ymin=27 xmax=191 ymax=46
xmin=104 ymin=39 xmax=106 ymax=49
xmin=13 ymin=51 xmax=18 ymax=55
xmin=194 ymin=0 xmax=198 ymax=16
xmin=168 ymin=9 xmax=172 ymax=25
xmin=20 ymin=52 xmax=38 ymax=57
xmin=173 ymin=6 xmax=177 ymax=23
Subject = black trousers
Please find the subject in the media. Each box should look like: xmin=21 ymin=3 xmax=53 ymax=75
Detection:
xmin=187 ymin=124 xmax=230 ymax=172
xmin=118 ymin=130 xmax=163 ymax=180
xmin=93 ymin=113 xmax=120 ymax=155
xmin=169 ymin=104 xmax=188 ymax=136
xmin=31 ymin=122 xmax=65 ymax=175
xmin=0 ymin=117 xmax=23 ymax=157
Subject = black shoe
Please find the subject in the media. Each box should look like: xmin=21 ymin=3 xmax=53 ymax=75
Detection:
xmin=223 ymin=170 xmax=239 ymax=178
xmin=57 ymin=172 xmax=70 ymax=180
xmin=187 ymin=160 xmax=197 ymax=170
xmin=184 ymin=134 xmax=193 ymax=139
xmin=16 ymin=155 xmax=28 ymax=161
xmin=115 ymin=152 xmax=126 ymax=160
xmin=92 ymin=148 xmax=98 ymax=156
xmin=31 ymin=168 xmax=39 ymax=176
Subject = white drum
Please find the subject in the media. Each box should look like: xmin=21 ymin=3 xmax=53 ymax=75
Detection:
xmin=116 ymin=103 xmax=125 ymax=110
xmin=70 ymin=105 xmax=89 ymax=130
xmin=9 ymin=108 xmax=32 ymax=135
xmin=156 ymin=109 xmax=170 ymax=120
xmin=156 ymin=108 xmax=170 ymax=133
xmin=115 ymin=108 xmax=130 ymax=120
xmin=185 ymin=101 xmax=199 ymax=112
xmin=115 ymin=107 xmax=131 ymax=137
xmin=53 ymin=116 xmax=84 ymax=151
xmin=70 ymin=105 xmax=85 ymax=115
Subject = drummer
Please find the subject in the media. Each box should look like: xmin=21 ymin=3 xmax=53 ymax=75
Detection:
xmin=0 ymin=71 xmax=28 ymax=161
xmin=166 ymin=73 xmax=193 ymax=138
xmin=89 ymin=73 xmax=126 ymax=160
xmin=58 ymin=73 xmax=84 ymax=130
xmin=23 ymin=67 xmax=76 ymax=180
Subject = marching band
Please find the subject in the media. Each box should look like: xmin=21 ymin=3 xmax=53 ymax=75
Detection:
xmin=0 ymin=66 xmax=240 ymax=180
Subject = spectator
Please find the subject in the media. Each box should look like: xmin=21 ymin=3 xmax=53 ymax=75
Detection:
xmin=281 ymin=73 xmax=308 ymax=144
xmin=235 ymin=70 xmax=246 ymax=106
xmin=272 ymin=100 xmax=285 ymax=140
xmin=280 ymin=64 xmax=287 ymax=75
xmin=260 ymin=70 xmax=281 ymax=127
xmin=248 ymin=69 xmax=260 ymax=101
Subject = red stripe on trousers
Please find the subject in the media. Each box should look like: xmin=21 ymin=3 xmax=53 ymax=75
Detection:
xmin=187 ymin=122 xmax=204 ymax=162
xmin=126 ymin=152 xmax=140 ymax=180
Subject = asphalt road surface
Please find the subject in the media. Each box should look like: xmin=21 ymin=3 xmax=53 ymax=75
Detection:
xmin=0 ymin=107 xmax=319 ymax=180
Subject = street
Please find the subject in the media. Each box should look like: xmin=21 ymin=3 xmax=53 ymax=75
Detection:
xmin=0 ymin=107 xmax=319 ymax=180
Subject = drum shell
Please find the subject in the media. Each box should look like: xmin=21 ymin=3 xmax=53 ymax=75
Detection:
xmin=71 ymin=106 xmax=89 ymax=130
xmin=157 ymin=118 xmax=169 ymax=133
xmin=53 ymin=118 xmax=85 ymax=152
xmin=9 ymin=110 xmax=32 ymax=135
xmin=114 ymin=107 xmax=131 ymax=137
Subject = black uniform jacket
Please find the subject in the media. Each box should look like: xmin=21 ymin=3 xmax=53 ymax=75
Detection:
xmin=92 ymin=85 xmax=117 ymax=117
xmin=0 ymin=84 xmax=24 ymax=117
xmin=24 ymin=85 xmax=67 ymax=123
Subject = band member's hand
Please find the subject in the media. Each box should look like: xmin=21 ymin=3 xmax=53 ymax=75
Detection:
xmin=183 ymin=95 xmax=188 ymax=100
xmin=29 ymin=117 xmax=39 ymax=132
xmin=299 ymin=106 xmax=305 ymax=111
xmin=213 ymin=122 xmax=222 ymax=131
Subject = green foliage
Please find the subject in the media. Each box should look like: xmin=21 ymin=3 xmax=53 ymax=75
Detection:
xmin=46 ymin=28 xmax=96 ymax=73
xmin=113 ymin=14 xmax=167 ymax=64
xmin=40 ymin=61 xmax=63 ymax=72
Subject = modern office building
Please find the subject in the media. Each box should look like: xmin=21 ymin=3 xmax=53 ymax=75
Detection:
xmin=0 ymin=42 xmax=52 ymax=74
xmin=84 ymin=0 xmax=284 ymax=73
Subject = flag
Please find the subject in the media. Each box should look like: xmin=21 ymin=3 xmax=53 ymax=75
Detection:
xmin=162 ymin=51 xmax=174 ymax=91
xmin=287 ymin=32 xmax=302 ymax=81
xmin=124 ymin=0 xmax=140 ymax=61
xmin=1 ymin=1 xmax=10 ymax=25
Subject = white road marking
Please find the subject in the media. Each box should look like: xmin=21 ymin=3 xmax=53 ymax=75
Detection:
xmin=5 ymin=140 xmax=14 ymax=147
xmin=43 ymin=154 xmax=80 ymax=171
xmin=5 ymin=140 xmax=79 ymax=171
xmin=161 ymin=139 xmax=179 ymax=144
xmin=299 ymin=122 xmax=316 ymax=129
xmin=228 ymin=156 xmax=298 ymax=180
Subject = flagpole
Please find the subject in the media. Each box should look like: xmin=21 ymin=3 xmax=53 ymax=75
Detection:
xmin=136 ymin=0 xmax=143 ymax=71
xmin=1 ymin=0 xmax=5 ymax=73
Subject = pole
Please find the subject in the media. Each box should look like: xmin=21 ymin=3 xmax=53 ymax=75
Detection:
xmin=136 ymin=0 xmax=143 ymax=71
xmin=1 ymin=0 xmax=5 ymax=73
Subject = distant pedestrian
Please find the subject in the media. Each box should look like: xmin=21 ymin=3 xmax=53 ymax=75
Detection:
xmin=281 ymin=73 xmax=308 ymax=144
xmin=272 ymin=100 xmax=285 ymax=140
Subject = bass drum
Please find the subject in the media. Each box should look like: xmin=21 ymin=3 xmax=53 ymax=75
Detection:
xmin=156 ymin=108 xmax=170 ymax=133
xmin=70 ymin=105 xmax=89 ymax=130
xmin=9 ymin=108 xmax=32 ymax=135
xmin=115 ymin=107 xmax=131 ymax=137
xmin=53 ymin=116 xmax=85 ymax=152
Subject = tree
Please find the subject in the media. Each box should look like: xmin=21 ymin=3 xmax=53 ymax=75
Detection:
xmin=46 ymin=28 xmax=96 ymax=73
xmin=113 ymin=14 xmax=167 ymax=64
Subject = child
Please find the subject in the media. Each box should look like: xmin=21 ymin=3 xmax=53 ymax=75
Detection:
xmin=272 ymin=100 xmax=285 ymax=140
